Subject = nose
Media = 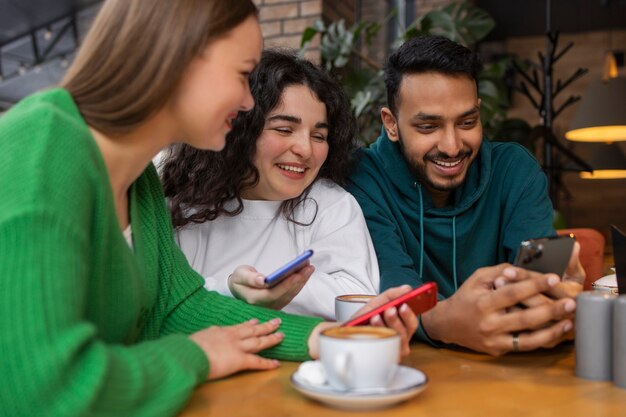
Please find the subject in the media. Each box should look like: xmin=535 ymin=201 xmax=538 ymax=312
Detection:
xmin=438 ymin=126 xmax=463 ymax=157
xmin=239 ymin=84 xmax=255 ymax=112
xmin=290 ymin=133 xmax=313 ymax=159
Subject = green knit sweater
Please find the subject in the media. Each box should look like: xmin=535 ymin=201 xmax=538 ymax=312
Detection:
xmin=0 ymin=88 xmax=323 ymax=417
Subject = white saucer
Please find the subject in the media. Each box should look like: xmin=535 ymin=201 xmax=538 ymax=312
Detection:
xmin=290 ymin=364 xmax=428 ymax=411
xmin=593 ymin=274 xmax=618 ymax=294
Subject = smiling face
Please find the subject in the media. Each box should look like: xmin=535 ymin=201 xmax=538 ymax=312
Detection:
xmin=242 ymin=84 xmax=330 ymax=201
xmin=167 ymin=15 xmax=262 ymax=151
xmin=381 ymin=71 xmax=483 ymax=207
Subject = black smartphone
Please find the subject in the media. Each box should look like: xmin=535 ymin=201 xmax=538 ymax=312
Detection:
xmin=514 ymin=235 xmax=575 ymax=278
xmin=263 ymin=250 xmax=314 ymax=288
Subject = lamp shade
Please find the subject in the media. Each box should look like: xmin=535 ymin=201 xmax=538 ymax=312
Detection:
xmin=565 ymin=77 xmax=626 ymax=142
xmin=579 ymin=143 xmax=626 ymax=179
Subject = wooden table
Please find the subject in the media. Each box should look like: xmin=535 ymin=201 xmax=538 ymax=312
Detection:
xmin=179 ymin=343 xmax=626 ymax=416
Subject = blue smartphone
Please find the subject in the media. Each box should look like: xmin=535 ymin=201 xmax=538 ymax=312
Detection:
xmin=263 ymin=250 xmax=314 ymax=288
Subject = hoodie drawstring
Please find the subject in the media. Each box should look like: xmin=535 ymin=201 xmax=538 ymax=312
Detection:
xmin=415 ymin=182 xmax=458 ymax=291
xmin=416 ymin=183 xmax=424 ymax=278
xmin=452 ymin=215 xmax=458 ymax=291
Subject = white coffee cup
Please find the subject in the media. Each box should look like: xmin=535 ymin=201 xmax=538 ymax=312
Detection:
xmin=318 ymin=326 xmax=400 ymax=391
xmin=335 ymin=294 xmax=375 ymax=322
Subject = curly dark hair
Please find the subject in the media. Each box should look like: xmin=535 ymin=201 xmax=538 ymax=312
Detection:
xmin=161 ymin=48 xmax=358 ymax=228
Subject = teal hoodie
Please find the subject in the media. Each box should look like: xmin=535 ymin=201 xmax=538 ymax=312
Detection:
xmin=347 ymin=129 xmax=555 ymax=298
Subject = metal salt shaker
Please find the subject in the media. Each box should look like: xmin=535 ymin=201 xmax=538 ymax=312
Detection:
xmin=613 ymin=295 xmax=626 ymax=389
xmin=575 ymin=291 xmax=616 ymax=381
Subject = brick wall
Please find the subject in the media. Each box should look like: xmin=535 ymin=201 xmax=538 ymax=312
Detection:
xmin=359 ymin=0 xmax=388 ymax=67
xmin=414 ymin=0 xmax=450 ymax=14
xmin=323 ymin=0 xmax=356 ymax=25
xmin=254 ymin=0 xmax=322 ymax=60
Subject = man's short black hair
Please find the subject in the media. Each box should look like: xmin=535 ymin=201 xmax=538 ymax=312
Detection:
xmin=384 ymin=35 xmax=483 ymax=115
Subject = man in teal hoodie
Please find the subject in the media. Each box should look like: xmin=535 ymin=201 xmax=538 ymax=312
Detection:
xmin=348 ymin=35 xmax=584 ymax=356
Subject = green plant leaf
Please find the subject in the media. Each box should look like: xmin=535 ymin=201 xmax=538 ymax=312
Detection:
xmin=421 ymin=1 xmax=495 ymax=45
xmin=342 ymin=67 xmax=379 ymax=95
xmin=351 ymin=21 xmax=369 ymax=41
xmin=299 ymin=20 xmax=326 ymax=50
xmin=364 ymin=22 xmax=383 ymax=45
xmin=478 ymin=78 xmax=499 ymax=98
xmin=300 ymin=27 xmax=319 ymax=48
xmin=352 ymin=90 xmax=373 ymax=117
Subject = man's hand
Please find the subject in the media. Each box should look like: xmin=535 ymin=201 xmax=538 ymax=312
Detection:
xmin=505 ymin=242 xmax=583 ymax=340
xmin=421 ymin=264 xmax=576 ymax=356
xmin=509 ymin=241 xmax=584 ymax=310
xmin=228 ymin=264 xmax=314 ymax=310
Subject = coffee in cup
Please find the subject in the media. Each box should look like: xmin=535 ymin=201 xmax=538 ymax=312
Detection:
xmin=335 ymin=294 xmax=375 ymax=322
xmin=318 ymin=326 xmax=400 ymax=391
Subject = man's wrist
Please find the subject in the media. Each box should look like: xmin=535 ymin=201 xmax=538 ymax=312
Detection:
xmin=421 ymin=300 xmax=449 ymax=344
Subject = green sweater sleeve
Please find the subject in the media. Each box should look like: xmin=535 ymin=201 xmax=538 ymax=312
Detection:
xmin=0 ymin=89 xmax=325 ymax=417
xmin=0 ymin=180 xmax=323 ymax=417
xmin=127 ymin=163 xmax=325 ymax=363
xmin=0 ymin=210 xmax=209 ymax=417
xmin=157 ymin=220 xmax=324 ymax=362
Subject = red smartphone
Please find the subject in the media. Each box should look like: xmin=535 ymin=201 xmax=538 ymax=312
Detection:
xmin=342 ymin=282 xmax=438 ymax=327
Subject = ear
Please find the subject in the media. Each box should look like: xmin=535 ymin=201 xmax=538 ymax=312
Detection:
xmin=381 ymin=107 xmax=399 ymax=142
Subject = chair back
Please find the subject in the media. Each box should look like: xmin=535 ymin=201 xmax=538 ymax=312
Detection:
xmin=556 ymin=228 xmax=605 ymax=290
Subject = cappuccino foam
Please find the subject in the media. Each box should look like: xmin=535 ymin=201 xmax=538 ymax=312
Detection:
xmin=322 ymin=326 xmax=396 ymax=340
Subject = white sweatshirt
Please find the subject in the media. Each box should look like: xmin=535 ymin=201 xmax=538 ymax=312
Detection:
xmin=175 ymin=179 xmax=379 ymax=320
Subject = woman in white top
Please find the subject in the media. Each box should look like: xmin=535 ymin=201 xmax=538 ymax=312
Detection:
xmin=160 ymin=49 xmax=379 ymax=320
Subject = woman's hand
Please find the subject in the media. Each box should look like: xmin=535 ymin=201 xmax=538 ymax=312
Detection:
xmin=190 ymin=318 xmax=284 ymax=380
xmin=354 ymin=285 xmax=420 ymax=357
xmin=228 ymin=264 xmax=314 ymax=310
xmin=307 ymin=286 xmax=419 ymax=359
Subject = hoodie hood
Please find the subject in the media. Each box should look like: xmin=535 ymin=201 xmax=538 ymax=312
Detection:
xmin=348 ymin=126 xmax=554 ymax=305
xmin=366 ymin=127 xmax=492 ymax=216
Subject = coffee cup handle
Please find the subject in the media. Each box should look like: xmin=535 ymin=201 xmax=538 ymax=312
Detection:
xmin=333 ymin=353 xmax=352 ymax=390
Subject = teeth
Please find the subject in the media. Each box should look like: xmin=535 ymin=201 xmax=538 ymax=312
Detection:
xmin=278 ymin=164 xmax=305 ymax=173
xmin=433 ymin=159 xmax=461 ymax=168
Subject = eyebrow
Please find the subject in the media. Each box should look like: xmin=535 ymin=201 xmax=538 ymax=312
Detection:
xmin=266 ymin=114 xmax=329 ymax=129
xmin=409 ymin=106 xmax=480 ymax=123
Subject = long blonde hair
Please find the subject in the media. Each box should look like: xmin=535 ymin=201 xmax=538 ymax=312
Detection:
xmin=61 ymin=0 xmax=257 ymax=135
